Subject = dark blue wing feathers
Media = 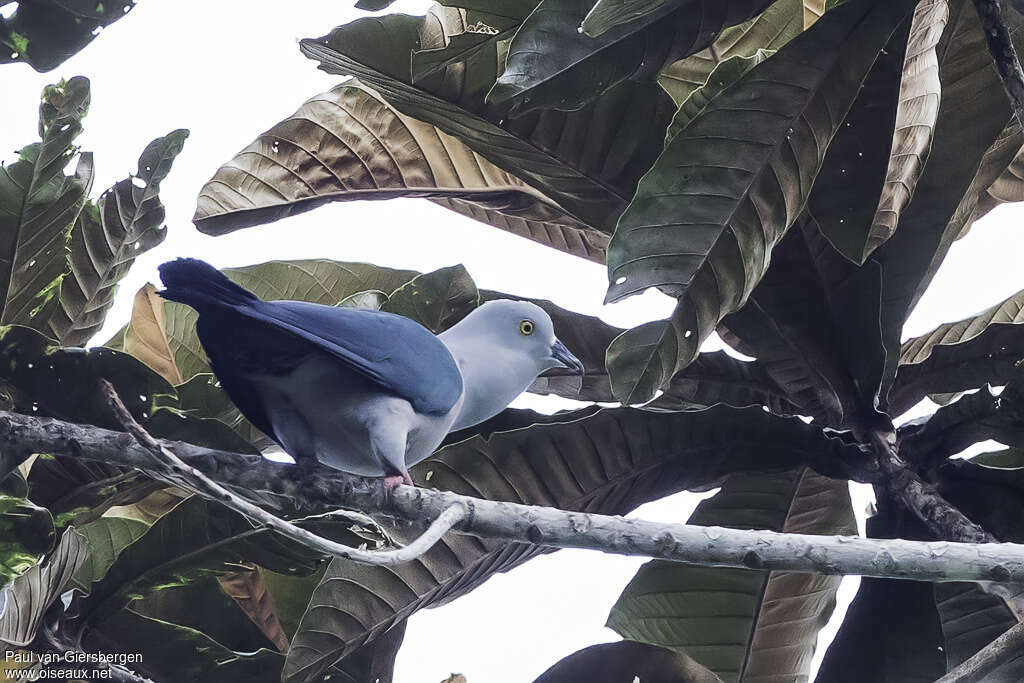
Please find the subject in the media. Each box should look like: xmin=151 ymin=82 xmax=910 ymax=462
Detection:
xmin=158 ymin=259 xmax=464 ymax=416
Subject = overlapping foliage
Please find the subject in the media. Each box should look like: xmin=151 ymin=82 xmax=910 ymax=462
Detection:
xmin=3 ymin=0 xmax=1024 ymax=681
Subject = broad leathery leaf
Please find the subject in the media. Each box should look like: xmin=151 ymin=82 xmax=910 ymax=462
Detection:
xmin=809 ymin=0 xmax=946 ymax=263
xmin=88 ymin=608 xmax=283 ymax=682
xmin=870 ymin=0 xmax=1024 ymax=360
xmin=77 ymin=496 xmax=389 ymax=627
xmin=300 ymin=15 xmax=674 ymax=236
xmin=581 ymin=0 xmax=677 ymax=37
xmin=412 ymin=8 xmax=521 ymax=82
xmin=107 ymin=260 xmax=418 ymax=381
xmin=218 ymin=564 xmax=290 ymax=652
xmin=806 ymin=0 xmax=942 ymax=264
xmin=534 ymin=640 xmax=723 ymax=682
xmin=608 ymin=469 xmax=855 ymax=682
xmin=970 ymin=125 xmax=1024 ymax=222
xmin=717 ymin=216 xmax=889 ymax=429
xmin=70 ymin=516 xmax=150 ymax=592
xmin=382 ymin=264 xmax=479 ymax=333
xmin=604 ymin=0 xmax=916 ymax=405
xmin=489 ymin=0 xmax=776 ymax=116
xmin=282 ymin=406 xmax=859 ymax=682
xmin=122 ymin=283 xmax=183 ymax=385
xmin=665 ymin=49 xmax=772 ymax=143
xmin=0 ymin=1 xmax=136 ymax=72
xmin=50 ymin=129 xmax=188 ymax=346
xmin=104 ymin=487 xmax=190 ymax=525
xmin=971 ymin=447 xmax=1024 ymax=468
xmin=192 ymin=80 xmax=604 ymax=261
xmin=898 ymin=386 xmax=1023 ymax=464
xmin=0 ymin=528 xmax=87 ymax=647
xmin=657 ymin=0 xmax=804 ymax=106
xmin=0 ymin=76 xmax=92 ymax=334
xmin=889 ymin=288 xmax=1024 ymax=416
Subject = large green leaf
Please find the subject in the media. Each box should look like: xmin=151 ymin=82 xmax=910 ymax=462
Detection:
xmin=281 ymin=405 xmax=858 ymax=682
xmin=607 ymin=469 xmax=855 ymax=682
xmin=656 ymin=0 xmax=805 ymax=106
xmin=70 ymin=516 xmax=150 ymax=592
xmin=0 ymin=1 xmax=137 ymax=72
xmin=488 ymin=0 xmax=777 ymax=115
xmin=0 ymin=528 xmax=87 ymax=647
xmin=77 ymin=496 xmax=388 ymax=628
xmin=604 ymin=0 xmax=915 ymax=404
xmin=0 ymin=76 xmax=92 ymax=334
xmin=533 ymin=640 xmax=723 ymax=682
xmin=807 ymin=0 xmax=946 ymax=263
xmin=192 ymin=79 xmax=607 ymax=261
xmin=381 ymin=263 xmax=479 ymax=332
xmin=50 ymin=129 xmax=189 ymax=346
xmin=889 ymin=288 xmax=1024 ymax=416
xmin=299 ymin=13 xmax=674 ymax=237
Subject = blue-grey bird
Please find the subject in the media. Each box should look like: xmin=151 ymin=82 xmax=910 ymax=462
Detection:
xmin=157 ymin=259 xmax=584 ymax=489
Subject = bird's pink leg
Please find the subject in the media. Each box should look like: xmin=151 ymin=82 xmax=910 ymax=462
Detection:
xmin=382 ymin=471 xmax=414 ymax=491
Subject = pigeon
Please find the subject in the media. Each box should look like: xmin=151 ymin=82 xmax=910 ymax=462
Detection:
xmin=157 ymin=258 xmax=584 ymax=489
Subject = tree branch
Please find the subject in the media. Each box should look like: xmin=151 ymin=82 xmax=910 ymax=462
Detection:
xmin=974 ymin=0 xmax=1024 ymax=127
xmin=5 ymin=408 xmax=1024 ymax=583
xmin=99 ymin=380 xmax=468 ymax=567
xmin=870 ymin=430 xmax=995 ymax=544
xmin=936 ymin=621 xmax=1024 ymax=682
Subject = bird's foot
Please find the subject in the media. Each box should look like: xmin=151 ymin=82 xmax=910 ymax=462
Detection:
xmin=382 ymin=472 xmax=414 ymax=491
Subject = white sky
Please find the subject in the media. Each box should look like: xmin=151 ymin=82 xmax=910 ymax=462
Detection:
xmin=2 ymin=1 xmax=1023 ymax=681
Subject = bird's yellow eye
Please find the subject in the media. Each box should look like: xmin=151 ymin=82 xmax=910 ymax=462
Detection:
xmin=519 ymin=319 xmax=535 ymax=336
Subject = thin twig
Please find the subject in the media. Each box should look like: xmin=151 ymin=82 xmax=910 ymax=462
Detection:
xmin=973 ymin=0 xmax=1024 ymax=126
xmin=936 ymin=620 xmax=1024 ymax=682
xmin=8 ymin=405 xmax=1024 ymax=582
xmin=99 ymin=380 xmax=467 ymax=567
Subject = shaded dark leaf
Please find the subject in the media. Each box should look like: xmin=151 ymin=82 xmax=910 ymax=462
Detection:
xmin=0 ymin=1 xmax=136 ymax=72
xmin=383 ymin=264 xmax=479 ymax=333
xmin=534 ymin=640 xmax=723 ymax=682
xmin=604 ymin=0 xmax=916 ymax=404
xmin=489 ymin=0 xmax=777 ymax=115
xmin=889 ymin=288 xmax=1024 ymax=416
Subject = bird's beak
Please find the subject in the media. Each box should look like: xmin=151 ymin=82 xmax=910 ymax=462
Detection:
xmin=550 ymin=339 xmax=585 ymax=375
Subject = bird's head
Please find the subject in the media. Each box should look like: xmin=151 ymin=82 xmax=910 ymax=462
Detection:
xmin=446 ymin=299 xmax=585 ymax=376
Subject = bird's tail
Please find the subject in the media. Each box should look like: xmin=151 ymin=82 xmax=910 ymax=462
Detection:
xmin=158 ymin=258 xmax=259 ymax=311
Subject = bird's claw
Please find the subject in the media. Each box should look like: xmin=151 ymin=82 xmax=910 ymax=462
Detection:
xmin=382 ymin=473 xmax=414 ymax=491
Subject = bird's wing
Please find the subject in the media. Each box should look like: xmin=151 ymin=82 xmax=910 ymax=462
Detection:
xmin=199 ymin=300 xmax=464 ymax=416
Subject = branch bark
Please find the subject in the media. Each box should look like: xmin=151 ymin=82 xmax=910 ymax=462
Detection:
xmin=935 ymin=620 xmax=1024 ymax=682
xmin=4 ymin=409 xmax=1024 ymax=583
xmin=974 ymin=0 xmax=1024 ymax=127
xmin=870 ymin=430 xmax=995 ymax=544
